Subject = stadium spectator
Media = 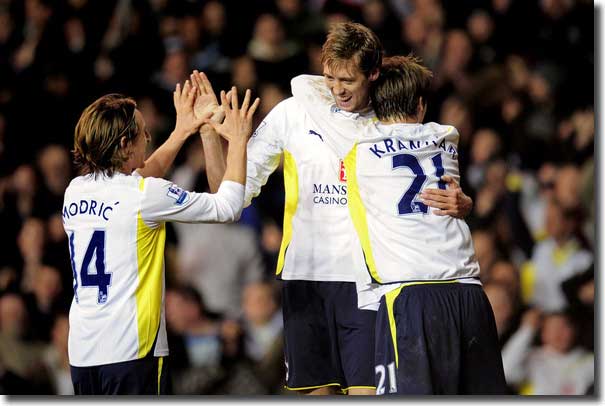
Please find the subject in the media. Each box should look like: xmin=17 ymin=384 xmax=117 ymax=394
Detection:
xmin=521 ymin=199 xmax=592 ymax=312
xmin=23 ymin=265 xmax=66 ymax=342
xmin=502 ymin=310 xmax=594 ymax=395
xmin=0 ymin=292 xmax=51 ymax=393
xmin=41 ymin=313 xmax=72 ymax=395
xmin=241 ymin=281 xmax=284 ymax=393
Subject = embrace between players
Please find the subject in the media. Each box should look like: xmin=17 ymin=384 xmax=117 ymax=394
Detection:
xmin=63 ymin=22 xmax=506 ymax=395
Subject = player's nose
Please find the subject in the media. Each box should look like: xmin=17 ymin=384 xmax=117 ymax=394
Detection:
xmin=332 ymin=81 xmax=345 ymax=95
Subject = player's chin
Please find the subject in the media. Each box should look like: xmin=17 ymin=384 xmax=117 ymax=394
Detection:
xmin=336 ymin=102 xmax=357 ymax=112
xmin=335 ymin=97 xmax=356 ymax=111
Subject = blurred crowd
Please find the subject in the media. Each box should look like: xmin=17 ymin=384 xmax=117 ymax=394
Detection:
xmin=0 ymin=0 xmax=594 ymax=396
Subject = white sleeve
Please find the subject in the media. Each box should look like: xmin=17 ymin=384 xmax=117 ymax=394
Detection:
xmin=140 ymin=177 xmax=244 ymax=226
xmin=244 ymin=100 xmax=288 ymax=207
xmin=290 ymin=74 xmax=369 ymax=158
xmin=501 ymin=325 xmax=536 ymax=385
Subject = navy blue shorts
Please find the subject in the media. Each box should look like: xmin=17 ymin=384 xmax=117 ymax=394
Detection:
xmin=282 ymin=280 xmax=376 ymax=393
xmin=375 ymin=282 xmax=507 ymax=395
xmin=70 ymin=353 xmax=171 ymax=395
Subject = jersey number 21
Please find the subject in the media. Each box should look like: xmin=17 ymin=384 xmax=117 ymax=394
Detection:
xmin=393 ymin=153 xmax=445 ymax=215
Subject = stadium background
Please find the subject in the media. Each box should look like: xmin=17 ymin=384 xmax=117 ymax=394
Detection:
xmin=0 ymin=0 xmax=594 ymax=395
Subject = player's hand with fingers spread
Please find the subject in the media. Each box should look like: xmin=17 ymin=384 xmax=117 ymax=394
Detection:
xmin=190 ymin=70 xmax=225 ymax=126
xmin=173 ymin=79 xmax=212 ymax=139
xmin=420 ymin=175 xmax=473 ymax=219
xmin=206 ymin=87 xmax=260 ymax=144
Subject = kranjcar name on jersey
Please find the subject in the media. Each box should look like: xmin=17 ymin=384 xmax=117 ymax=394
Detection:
xmin=291 ymin=74 xmax=480 ymax=309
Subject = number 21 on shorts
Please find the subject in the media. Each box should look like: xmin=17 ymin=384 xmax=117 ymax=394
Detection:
xmin=375 ymin=362 xmax=397 ymax=395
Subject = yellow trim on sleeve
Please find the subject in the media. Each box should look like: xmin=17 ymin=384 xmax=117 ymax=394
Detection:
xmin=135 ymin=188 xmax=166 ymax=358
xmin=276 ymin=150 xmax=299 ymax=276
xmin=344 ymin=145 xmax=381 ymax=283
xmin=157 ymin=357 xmax=163 ymax=395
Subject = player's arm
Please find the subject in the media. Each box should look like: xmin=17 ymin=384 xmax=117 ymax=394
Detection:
xmin=205 ymin=87 xmax=260 ymax=187
xmin=242 ymin=101 xmax=290 ymax=207
xmin=290 ymin=74 xmax=366 ymax=158
xmin=420 ymin=126 xmax=473 ymax=219
xmin=501 ymin=308 xmax=541 ymax=385
xmin=140 ymin=88 xmax=260 ymax=225
xmin=420 ymin=176 xmax=473 ymax=218
xmin=193 ymin=72 xmax=284 ymax=208
xmin=137 ymin=80 xmax=211 ymax=178
xmin=191 ymin=70 xmax=227 ymax=193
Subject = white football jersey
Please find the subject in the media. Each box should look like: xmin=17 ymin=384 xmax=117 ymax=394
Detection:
xmin=292 ymin=75 xmax=480 ymax=308
xmin=245 ymin=97 xmax=372 ymax=282
xmin=63 ymin=172 xmax=243 ymax=367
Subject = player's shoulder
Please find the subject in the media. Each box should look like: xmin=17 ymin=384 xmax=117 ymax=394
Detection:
xmin=138 ymin=175 xmax=174 ymax=193
xmin=291 ymin=73 xmax=324 ymax=89
xmin=260 ymin=97 xmax=301 ymax=124
xmin=422 ymin=122 xmax=459 ymax=136
xmin=268 ymin=96 xmax=298 ymax=113
xmin=141 ymin=176 xmax=192 ymax=204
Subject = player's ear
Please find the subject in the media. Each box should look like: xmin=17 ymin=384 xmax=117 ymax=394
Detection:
xmin=119 ymin=136 xmax=129 ymax=149
xmin=368 ymin=68 xmax=379 ymax=82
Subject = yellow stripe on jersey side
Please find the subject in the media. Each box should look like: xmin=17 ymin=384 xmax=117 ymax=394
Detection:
xmin=135 ymin=178 xmax=166 ymax=358
xmin=343 ymin=145 xmax=382 ymax=283
xmin=276 ymin=150 xmax=299 ymax=276
xmin=385 ymin=280 xmax=460 ymax=368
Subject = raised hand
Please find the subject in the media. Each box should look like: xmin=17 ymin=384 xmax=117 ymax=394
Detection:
xmin=205 ymin=86 xmax=260 ymax=143
xmin=421 ymin=175 xmax=473 ymax=218
xmin=173 ymin=80 xmax=212 ymax=138
xmin=190 ymin=70 xmax=225 ymax=124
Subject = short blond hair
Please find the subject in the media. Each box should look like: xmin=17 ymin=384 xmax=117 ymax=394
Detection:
xmin=73 ymin=94 xmax=139 ymax=177
xmin=321 ymin=22 xmax=383 ymax=77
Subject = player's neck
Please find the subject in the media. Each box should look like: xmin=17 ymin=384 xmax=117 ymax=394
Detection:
xmin=355 ymin=102 xmax=373 ymax=115
xmin=382 ymin=115 xmax=422 ymax=125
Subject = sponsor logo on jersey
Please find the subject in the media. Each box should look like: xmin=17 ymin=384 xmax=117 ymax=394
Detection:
xmin=167 ymin=184 xmax=189 ymax=205
xmin=339 ymin=160 xmax=347 ymax=182
xmin=312 ymin=183 xmax=347 ymax=206
xmin=308 ymin=129 xmax=324 ymax=142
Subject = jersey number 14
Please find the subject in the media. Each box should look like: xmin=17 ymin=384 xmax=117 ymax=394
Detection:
xmin=69 ymin=230 xmax=112 ymax=304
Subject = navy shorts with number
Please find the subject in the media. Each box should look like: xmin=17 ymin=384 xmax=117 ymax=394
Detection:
xmin=282 ymin=280 xmax=376 ymax=392
xmin=375 ymin=282 xmax=507 ymax=395
xmin=70 ymin=352 xmax=171 ymax=395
